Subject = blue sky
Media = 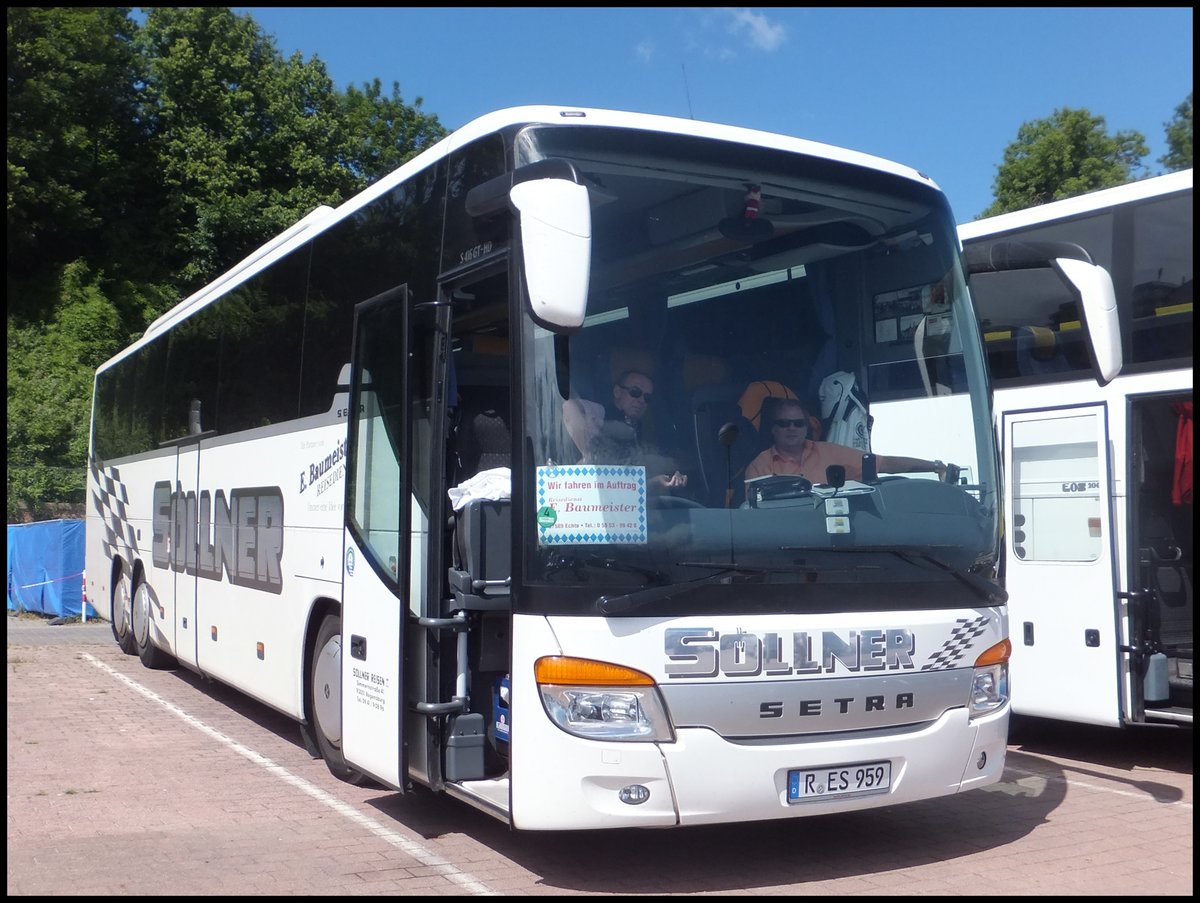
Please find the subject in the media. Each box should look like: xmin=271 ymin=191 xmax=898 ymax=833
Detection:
xmin=236 ymin=8 xmax=1192 ymax=223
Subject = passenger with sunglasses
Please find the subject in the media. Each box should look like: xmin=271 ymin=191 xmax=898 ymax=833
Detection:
xmin=563 ymin=369 xmax=688 ymax=491
xmin=745 ymin=399 xmax=946 ymax=486
xmin=608 ymin=370 xmax=655 ymax=439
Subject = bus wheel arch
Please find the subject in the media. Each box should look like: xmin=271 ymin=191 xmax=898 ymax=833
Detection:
xmin=110 ymin=557 xmax=137 ymax=656
xmin=305 ymin=605 xmax=370 ymax=785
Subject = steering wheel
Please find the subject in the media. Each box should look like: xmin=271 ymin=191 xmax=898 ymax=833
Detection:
xmin=649 ymin=494 xmax=705 ymax=509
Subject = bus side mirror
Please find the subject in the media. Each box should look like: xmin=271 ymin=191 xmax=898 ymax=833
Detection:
xmin=1051 ymin=257 xmax=1121 ymax=385
xmin=510 ymin=178 xmax=591 ymax=332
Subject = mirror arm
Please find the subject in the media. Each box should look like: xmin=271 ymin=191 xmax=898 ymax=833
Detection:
xmin=965 ymin=239 xmax=1093 ymax=275
xmin=465 ymin=159 xmax=583 ymax=218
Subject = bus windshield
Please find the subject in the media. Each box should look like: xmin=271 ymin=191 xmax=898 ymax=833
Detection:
xmin=516 ymin=126 xmax=998 ymax=616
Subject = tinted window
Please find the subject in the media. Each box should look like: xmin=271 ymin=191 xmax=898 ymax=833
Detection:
xmin=1128 ymin=193 xmax=1192 ymax=366
xmin=970 ymin=212 xmax=1111 ymax=385
xmin=94 ymin=335 xmax=170 ymax=460
xmin=442 ymin=135 xmax=509 ymax=274
xmin=303 ymin=163 xmax=447 ymax=419
xmin=215 ymin=247 xmax=309 ymax=433
xmin=162 ymin=306 xmax=221 ymax=440
xmin=969 ymin=187 xmax=1193 ymax=385
xmin=130 ymin=336 xmax=169 ymax=451
xmin=92 ymin=360 xmax=133 ymax=461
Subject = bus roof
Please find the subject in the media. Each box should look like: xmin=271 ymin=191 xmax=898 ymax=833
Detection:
xmin=958 ymin=169 xmax=1193 ymax=242
xmin=112 ymin=105 xmax=942 ymax=363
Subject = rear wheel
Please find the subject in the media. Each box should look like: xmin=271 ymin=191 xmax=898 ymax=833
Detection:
xmin=111 ymin=568 xmax=137 ymax=656
xmin=310 ymin=613 xmax=370 ymax=785
xmin=131 ymin=574 xmax=176 ymax=670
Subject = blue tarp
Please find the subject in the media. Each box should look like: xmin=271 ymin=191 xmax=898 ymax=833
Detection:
xmin=7 ymin=519 xmax=96 ymax=618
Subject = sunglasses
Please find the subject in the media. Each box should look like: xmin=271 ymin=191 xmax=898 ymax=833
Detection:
xmin=773 ymin=418 xmax=809 ymax=429
xmin=621 ymin=385 xmax=652 ymax=402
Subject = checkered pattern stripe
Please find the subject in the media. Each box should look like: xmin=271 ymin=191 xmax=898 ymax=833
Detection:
xmin=920 ymin=615 xmax=990 ymax=671
xmin=90 ymin=460 xmax=139 ymax=559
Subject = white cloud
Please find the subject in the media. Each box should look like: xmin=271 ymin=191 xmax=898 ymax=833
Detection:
xmin=636 ymin=40 xmax=655 ymax=63
xmin=702 ymin=44 xmax=737 ymax=62
xmin=725 ymin=8 xmax=787 ymax=53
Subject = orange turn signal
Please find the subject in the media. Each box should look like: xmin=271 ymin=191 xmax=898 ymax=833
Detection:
xmin=974 ymin=638 xmax=1012 ymax=667
xmin=534 ymin=656 xmax=655 ymax=686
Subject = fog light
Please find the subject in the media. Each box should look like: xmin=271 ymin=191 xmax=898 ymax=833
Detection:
xmin=619 ymin=784 xmax=650 ymax=805
xmin=977 ymin=751 xmax=987 ymax=770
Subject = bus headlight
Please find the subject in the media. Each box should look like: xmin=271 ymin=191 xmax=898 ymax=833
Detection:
xmin=535 ymin=656 xmax=674 ymax=742
xmin=969 ymin=638 xmax=1011 ymax=719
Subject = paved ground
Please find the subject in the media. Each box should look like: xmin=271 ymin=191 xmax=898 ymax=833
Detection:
xmin=7 ymin=612 xmax=1193 ymax=896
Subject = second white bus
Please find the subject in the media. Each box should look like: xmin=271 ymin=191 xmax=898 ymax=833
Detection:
xmin=962 ymin=170 xmax=1192 ymax=728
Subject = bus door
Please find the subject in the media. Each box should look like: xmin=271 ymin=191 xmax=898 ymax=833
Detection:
xmin=144 ymin=429 xmax=202 ymax=672
xmin=1002 ymin=403 xmax=1122 ymax=726
xmin=1129 ymin=390 xmax=1194 ymax=723
xmin=340 ymin=284 xmax=417 ymax=789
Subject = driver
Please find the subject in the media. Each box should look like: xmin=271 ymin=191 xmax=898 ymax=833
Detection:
xmin=745 ymin=399 xmax=946 ymax=485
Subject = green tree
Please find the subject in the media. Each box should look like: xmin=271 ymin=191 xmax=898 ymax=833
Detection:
xmin=136 ymin=7 xmax=360 ymax=288
xmin=7 ymin=6 xmax=449 ymax=518
xmin=1160 ymin=91 xmax=1192 ymax=171
xmin=7 ymin=7 xmax=152 ymax=317
xmin=980 ymin=107 xmax=1149 ymax=218
xmin=7 ymin=263 xmax=121 ymax=520
xmin=337 ymin=78 xmax=447 ymax=185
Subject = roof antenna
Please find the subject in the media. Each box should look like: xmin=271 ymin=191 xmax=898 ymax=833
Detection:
xmin=681 ymin=63 xmax=694 ymax=119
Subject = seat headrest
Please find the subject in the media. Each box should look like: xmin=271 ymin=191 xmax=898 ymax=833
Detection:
xmin=737 ymin=380 xmax=798 ymax=431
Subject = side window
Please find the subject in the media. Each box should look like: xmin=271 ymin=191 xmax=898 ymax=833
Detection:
xmin=347 ymin=288 xmax=408 ymax=584
xmin=443 ymin=135 xmax=509 ymax=274
xmin=971 ymin=210 xmax=1112 ymax=387
xmin=303 ymin=164 xmax=446 ymax=420
xmin=163 ymin=306 xmax=221 ymax=441
xmin=92 ymin=361 xmax=133 ymax=461
xmin=448 ymin=270 xmax=512 ymax=487
xmin=215 ymin=246 xmax=309 ymax=433
xmin=1128 ymin=193 xmax=1192 ymax=366
xmin=130 ymin=336 xmax=169 ymax=452
xmin=973 ymin=267 xmax=1095 ymax=384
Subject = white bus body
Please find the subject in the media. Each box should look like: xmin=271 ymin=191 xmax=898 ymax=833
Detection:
xmin=87 ymin=106 xmax=1014 ymax=830
xmin=960 ymin=170 xmax=1192 ymax=728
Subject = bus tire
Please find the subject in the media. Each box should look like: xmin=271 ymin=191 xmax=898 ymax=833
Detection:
xmin=131 ymin=574 xmax=176 ymax=670
xmin=111 ymin=567 xmax=137 ymax=656
xmin=310 ymin=613 xmax=370 ymax=785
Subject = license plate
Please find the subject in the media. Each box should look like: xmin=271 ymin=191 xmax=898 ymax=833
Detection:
xmin=787 ymin=761 xmax=891 ymax=802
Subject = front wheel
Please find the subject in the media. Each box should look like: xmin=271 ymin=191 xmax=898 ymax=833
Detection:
xmin=131 ymin=574 xmax=176 ymax=670
xmin=309 ymin=613 xmax=370 ymax=785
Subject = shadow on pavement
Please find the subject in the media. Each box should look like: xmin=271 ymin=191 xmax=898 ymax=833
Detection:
xmin=362 ymin=748 xmax=1069 ymax=894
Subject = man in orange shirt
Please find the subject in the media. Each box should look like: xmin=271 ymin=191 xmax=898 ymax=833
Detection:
xmin=745 ymin=399 xmax=946 ymax=485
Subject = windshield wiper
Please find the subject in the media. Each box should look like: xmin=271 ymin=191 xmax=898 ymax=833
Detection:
xmin=545 ymin=554 xmax=669 ymax=586
xmin=595 ymin=564 xmax=770 ymax=616
xmin=778 ymin=544 xmax=1006 ymax=605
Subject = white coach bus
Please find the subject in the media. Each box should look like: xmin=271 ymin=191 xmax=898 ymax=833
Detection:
xmin=88 ymin=106 xmax=1022 ymax=830
xmin=960 ymin=170 xmax=1192 ymax=728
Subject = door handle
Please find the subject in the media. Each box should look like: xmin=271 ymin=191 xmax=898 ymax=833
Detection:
xmin=350 ymin=634 xmax=367 ymax=660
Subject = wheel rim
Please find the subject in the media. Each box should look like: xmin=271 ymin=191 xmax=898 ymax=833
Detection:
xmin=132 ymin=581 xmax=152 ymax=647
xmin=313 ymin=633 xmax=342 ymax=746
xmin=114 ymin=576 xmax=132 ymax=638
